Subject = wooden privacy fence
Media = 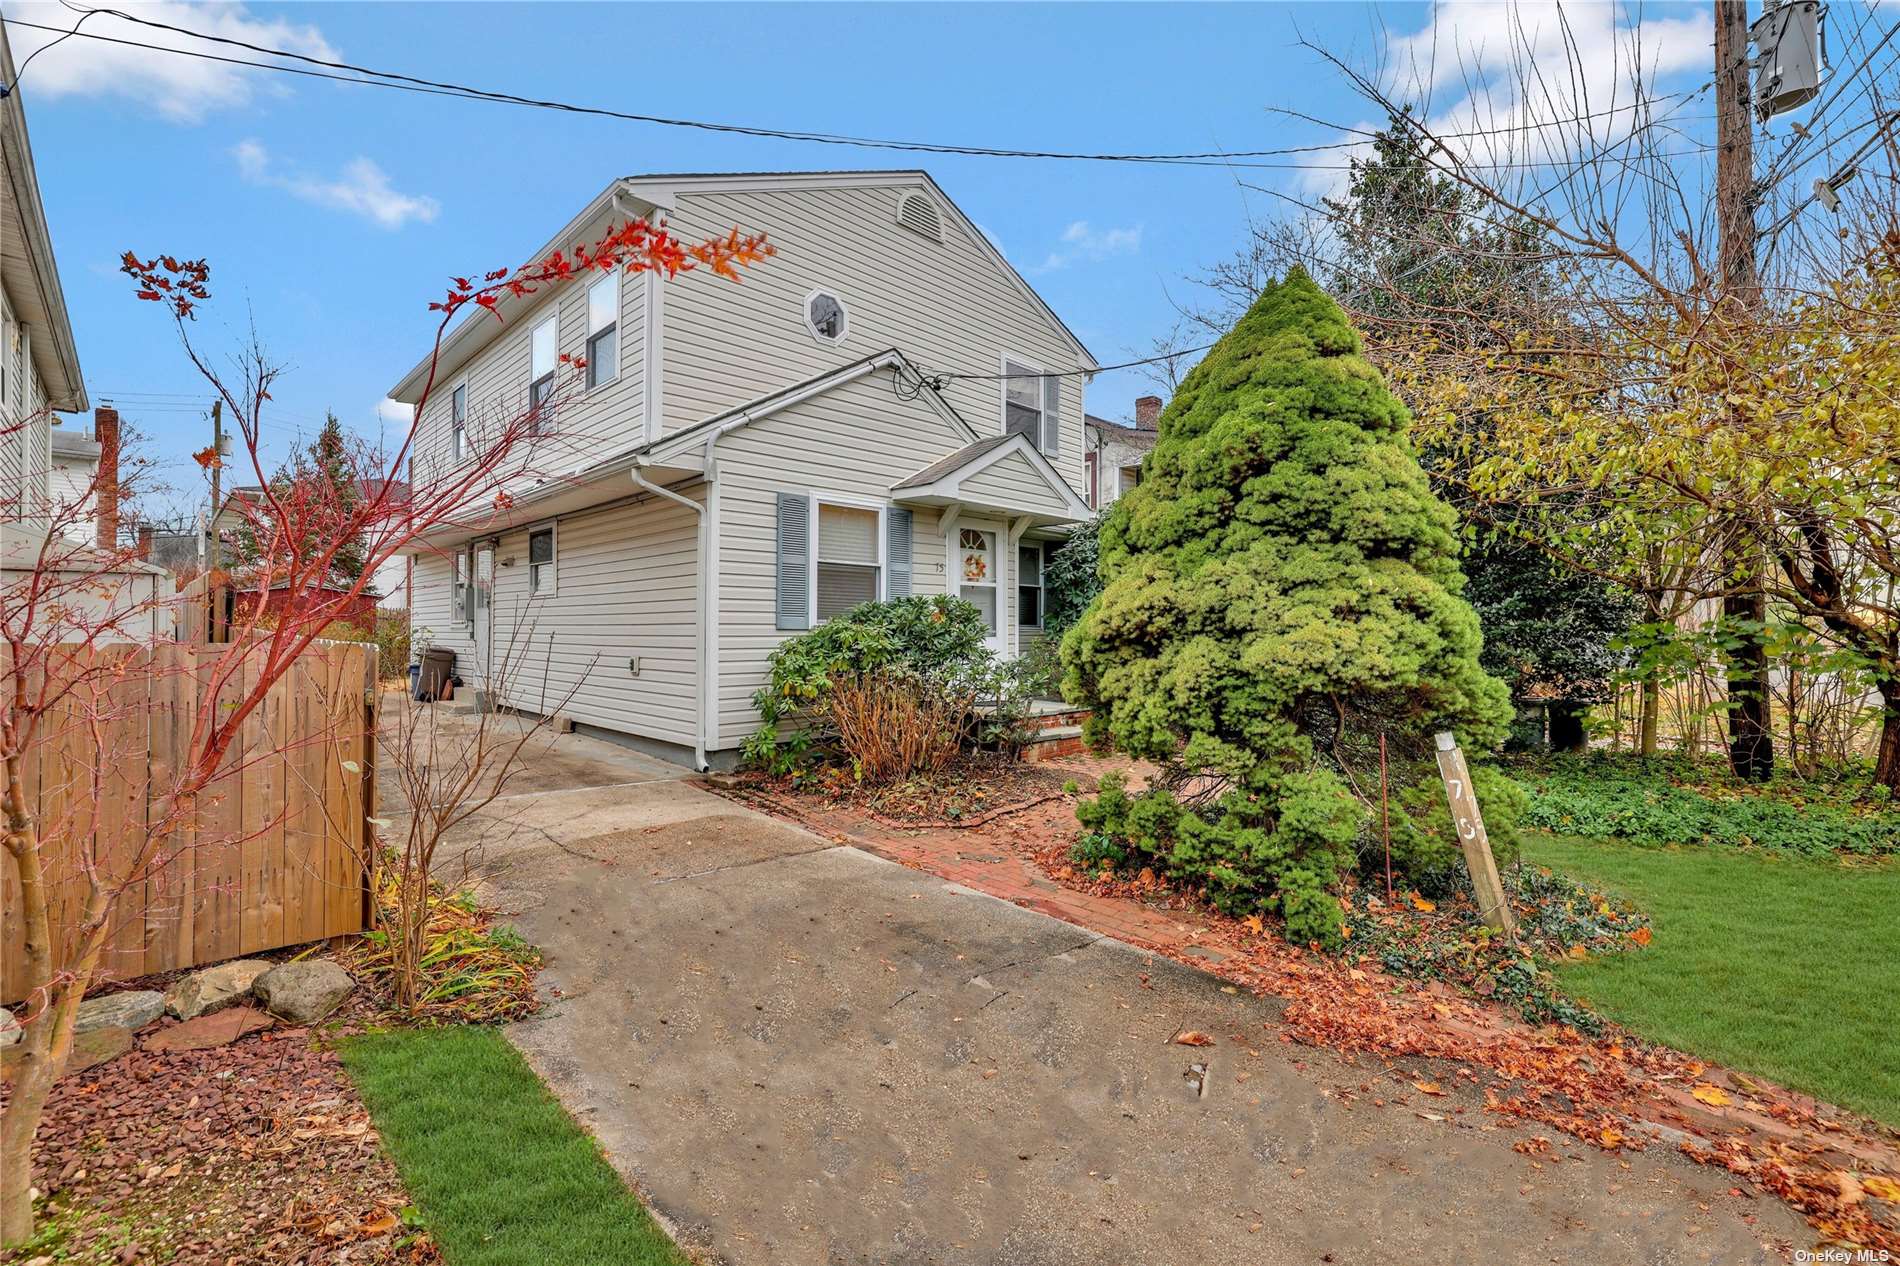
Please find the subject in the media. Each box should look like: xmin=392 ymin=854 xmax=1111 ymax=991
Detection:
xmin=2 ymin=641 xmax=377 ymax=1004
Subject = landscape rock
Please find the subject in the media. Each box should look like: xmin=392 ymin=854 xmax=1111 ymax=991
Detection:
xmin=164 ymin=958 xmax=273 ymax=1020
xmin=141 ymin=1005 xmax=274 ymax=1053
xmin=73 ymin=990 xmax=165 ymax=1035
xmin=1 ymin=1024 xmax=131 ymax=1082
xmin=253 ymin=960 xmax=355 ymax=1023
xmin=0 ymin=1006 xmax=18 ymax=1047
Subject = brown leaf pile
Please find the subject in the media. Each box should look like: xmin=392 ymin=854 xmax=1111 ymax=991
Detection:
xmin=732 ymin=755 xmax=1900 ymax=1252
xmin=6 ymin=1031 xmax=434 ymax=1264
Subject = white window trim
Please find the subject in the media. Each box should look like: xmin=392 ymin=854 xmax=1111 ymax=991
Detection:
xmin=449 ymin=377 xmax=469 ymax=464
xmin=802 ymin=287 xmax=850 ymax=346
xmin=528 ymin=311 xmax=559 ymax=431
xmin=527 ymin=520 xmax=558 ymax=598
xmin=585 ymin=271 xmax=621 ymax=393
xmin=1017 ymin=542 xmax=1044 ymax=629
xmin=808 ymin=491 xmax=885 ymax=625
xmin=453 ymin=546 xmax=475 ymax=627
xmin=1000 ymin=352 xmax=1047 ymax=449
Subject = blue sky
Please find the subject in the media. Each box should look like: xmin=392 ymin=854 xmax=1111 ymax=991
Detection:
xmin=6 ymin=0 xmax=1851 ymax=518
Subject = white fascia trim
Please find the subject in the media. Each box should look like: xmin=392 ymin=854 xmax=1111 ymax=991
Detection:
xmin=388 ymin=179 xmax=667 ymax=403
xmin=644 ymin=351 xmax=971 ymax=466
xmin=899 ymin=432 xmax=1092 ymax=520
xmin=617 ymin=171 xmax=1096 ymax=372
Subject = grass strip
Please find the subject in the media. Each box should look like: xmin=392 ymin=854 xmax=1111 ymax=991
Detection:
xmin=341 ymin=1026 xmax=687 ymax=1266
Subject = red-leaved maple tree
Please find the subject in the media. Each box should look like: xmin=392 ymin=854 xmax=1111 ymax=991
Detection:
xmin=0 ymin=216 xmax=771 ymax=1245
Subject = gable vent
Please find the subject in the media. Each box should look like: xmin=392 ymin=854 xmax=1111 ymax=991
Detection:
xmin=896 ymin=192 xmax=944 ymax=243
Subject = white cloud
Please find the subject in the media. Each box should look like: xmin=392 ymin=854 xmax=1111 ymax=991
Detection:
xmin=5 ymin=2 xmax=338 ymax=124
xmin=234 ymin=140 xmax=440 ymax=230
xmin=1034 ymin=220 xmax=1144 ymax=273
xmin=1301 ymin=1 xmax=1709 ymax=193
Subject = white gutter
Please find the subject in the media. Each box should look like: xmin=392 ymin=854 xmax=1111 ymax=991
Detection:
xmin=630 ymin=414 xmax=748 ymax=772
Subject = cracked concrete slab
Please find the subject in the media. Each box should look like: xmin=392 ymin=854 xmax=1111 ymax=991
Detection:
xmin=486 ymin=783 xmax=1803 ymax=1266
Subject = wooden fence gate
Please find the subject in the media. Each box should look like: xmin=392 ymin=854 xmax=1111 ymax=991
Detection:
xmin=2 ymin=641 xmax=377 ymax=1004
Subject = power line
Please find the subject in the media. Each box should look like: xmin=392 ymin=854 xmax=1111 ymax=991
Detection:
xmin=3 ymin=8 xmax=1720 ymax=174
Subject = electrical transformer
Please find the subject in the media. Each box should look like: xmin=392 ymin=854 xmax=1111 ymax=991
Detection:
xmin=1751 ymin=0 xmax=1828 ymax=118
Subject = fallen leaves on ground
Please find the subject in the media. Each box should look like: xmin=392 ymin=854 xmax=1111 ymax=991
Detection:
xmin=1174 ymin=1031 xmax=1215 ymax=1047
xmin=6 ymin=1028 xmax=433 ymax=1264
xmin=715 ymin=754 xmax=1900 ymax=1252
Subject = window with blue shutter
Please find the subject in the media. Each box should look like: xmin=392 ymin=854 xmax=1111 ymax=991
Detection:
xmin=776 ymin=493 xmax=811 ymax=631
xmin=886 ymin=507 xmax=913 ymax=597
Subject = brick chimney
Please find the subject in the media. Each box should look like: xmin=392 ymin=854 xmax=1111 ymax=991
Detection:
xmin=95 ymin=404 xmax=121 ymax=553
xmin=137 ymin=523 xmax=154 ymax=561
xmin=1134 ymin=395 xmax=1163 ymax=429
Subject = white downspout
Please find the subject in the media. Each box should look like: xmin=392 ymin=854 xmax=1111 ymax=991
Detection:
xmin=631 ymin=416 xmax=746 ymax=773
xmin=631 ymin=459 xmax=710 ymax=772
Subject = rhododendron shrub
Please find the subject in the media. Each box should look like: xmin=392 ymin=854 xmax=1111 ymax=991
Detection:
xmin=1062 ymin=269 xmax=1514 ymax=946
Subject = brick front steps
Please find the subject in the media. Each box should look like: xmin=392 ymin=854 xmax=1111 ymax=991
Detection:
xmin=1018 ymin=700 xmax=1092 ymax=762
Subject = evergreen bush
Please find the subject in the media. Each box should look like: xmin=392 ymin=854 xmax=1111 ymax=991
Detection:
xmin=1062 ymin=269 xmax=1515 ymax=945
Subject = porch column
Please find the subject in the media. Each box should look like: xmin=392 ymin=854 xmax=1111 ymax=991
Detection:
xmin=1007 ymin=517 xmax=1031 ymax=658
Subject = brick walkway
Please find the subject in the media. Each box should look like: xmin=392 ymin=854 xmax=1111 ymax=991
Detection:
xmin=724 ymin=761 xmax=1241 ymax=968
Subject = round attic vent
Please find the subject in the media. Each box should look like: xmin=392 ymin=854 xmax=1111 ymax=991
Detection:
xmin=896 ymin=192 xmax=944 ymax=243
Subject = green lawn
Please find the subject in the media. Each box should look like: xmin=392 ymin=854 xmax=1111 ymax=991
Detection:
xmin=1523 ymin=833 xmax=1900 ymax=1127
xmin=341 ymin=1027 xmax=687 ymax=1266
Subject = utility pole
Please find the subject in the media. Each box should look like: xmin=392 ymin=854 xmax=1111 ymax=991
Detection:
xmin=206 ymin=399 xmax=225 ymax=642
xmin=1714 ymin=0 xmax=1774 ymax=781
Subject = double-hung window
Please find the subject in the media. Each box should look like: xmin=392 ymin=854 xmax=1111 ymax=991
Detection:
xmin=1002 ymin=357 xmax=1061 ymax=454
xmin=1018 ymin=544 xmax=1044 ymax=628
xmin=814 ymin=501 xmax=881 ymax=621
xmin=586 ymin=273 xmax=618 ymax=388
xmin=528 ymin=315 xmax=557 ymax=432
xmin=528 ymin=525 xmax=557 ymax=595
xmin=450 ymin=382 xmax=467 ymax=462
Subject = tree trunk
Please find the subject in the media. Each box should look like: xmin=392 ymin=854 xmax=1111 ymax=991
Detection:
xmin=1638 ymin=677 xmax=1660 ymax=756
xmin=1876 ymin=687 xmax=1900 ymax=794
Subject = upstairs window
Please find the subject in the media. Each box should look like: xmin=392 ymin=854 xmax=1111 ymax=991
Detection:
xmin=804 ymin=289 xmax=848 ymax=343
xmin=528 ymin=525 xmax=557 ymax=595
xmin=1003 ymin=356 xmax=1062 ymax=455
xmin=450 ymin=382 xmax=467 ymax=462
xmin=528 ymin=315 xmax=557 ymax=432
xmin=586 ymin=273 xmax=619 ymax=389
xmin=815 ymin=501 xmax=880 ymax=620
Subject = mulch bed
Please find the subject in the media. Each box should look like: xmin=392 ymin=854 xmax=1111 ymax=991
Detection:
xmin=719 ymin=756 xmax=1900 ymax=1253
xmin=3 ymin=1026 xmax=434 ymax=1266
xmin=749 ymin=752 xmax=1072 ymax=829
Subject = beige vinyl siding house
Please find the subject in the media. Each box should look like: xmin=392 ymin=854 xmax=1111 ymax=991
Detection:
xmin=391 ymin=171 xmax=1094 ymax=769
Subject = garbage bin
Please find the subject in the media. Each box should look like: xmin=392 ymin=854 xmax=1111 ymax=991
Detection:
xmin=419 ymin=646 xmax=457 ymax=701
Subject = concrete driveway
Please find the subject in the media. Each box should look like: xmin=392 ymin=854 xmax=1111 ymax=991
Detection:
xmin=424 ymin=729 xmax=1803 ymax=1266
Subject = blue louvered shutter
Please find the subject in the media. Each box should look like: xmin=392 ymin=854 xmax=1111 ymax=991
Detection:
xmin=885 ymin=507 xmax=913 ymax=598
xmin=1041 ymin=374 xmax=1062 ymax=455
xmin=776 ymin=493 xmax=811 ymax=630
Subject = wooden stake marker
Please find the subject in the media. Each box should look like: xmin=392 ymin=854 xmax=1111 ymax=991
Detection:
xmin=1433 ymin=731 xmax=1517 ymax=938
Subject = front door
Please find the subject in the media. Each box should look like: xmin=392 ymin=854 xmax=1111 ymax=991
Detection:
xmin=472 ymin=541 xmax=496 ymax=679
xmin=956 ymin=523 xmax=1003 ymax=654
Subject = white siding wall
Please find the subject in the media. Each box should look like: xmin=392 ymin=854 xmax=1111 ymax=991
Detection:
xmin=961 ymin=452 xmax=1070 ymax=518
xmin=659 ymin=182 xmax=1090 ymax=501
xmin=410 ymin=488 xmax=704 ymax=752
xmin=409 ymin=264 xmax=645 ymax=498
xmin=0 ymin=285 xmax=48 ymax=532
xmin=714 ymin=371 xmax=966 ymax=745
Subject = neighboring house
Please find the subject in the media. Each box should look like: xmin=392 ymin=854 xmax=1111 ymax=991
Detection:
xmin=391 ymin=170 xmax=1097 ymax=769
xmin=0 ymin=28 xmax=167 ymax=638
xmin=0 ymin=22 xmax=88 ymax=547
xmin=1083 ymin=394 xmax=1161 ymax=510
